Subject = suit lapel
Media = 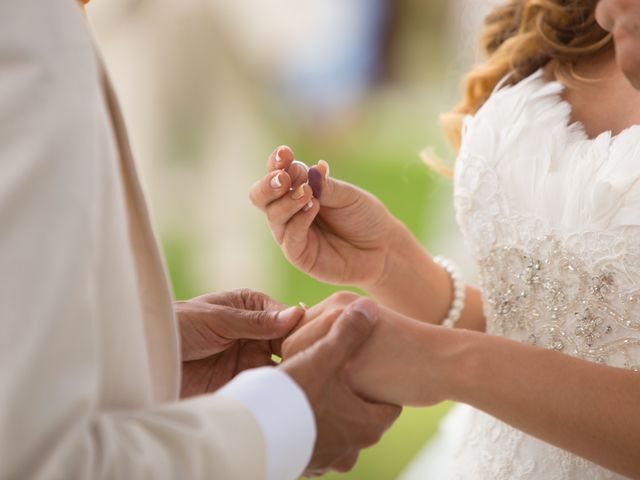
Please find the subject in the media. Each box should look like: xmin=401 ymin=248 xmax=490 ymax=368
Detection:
xmin=99 ymin=61 xmax=181 ymax=403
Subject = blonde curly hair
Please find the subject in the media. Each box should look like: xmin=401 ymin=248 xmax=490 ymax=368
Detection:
xmin=442 ymin=0 xmax=612 ymax=152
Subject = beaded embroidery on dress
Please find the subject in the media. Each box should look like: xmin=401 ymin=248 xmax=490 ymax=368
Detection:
xmin=402 ymin=69 xmax=640 ymax=480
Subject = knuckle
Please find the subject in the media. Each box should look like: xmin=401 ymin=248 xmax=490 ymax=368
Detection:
xmin=272 ymin=229 xmax=285 ymax=246
xmin=337 ymin=309 xmax=372 ymax=337
xmin=233 ymin=288 xmax=252 ymax=306
xmin=389 ymin=404 xmax=403 ymax=421
xmin=234 ymin=288 xmax=251 ymax=297
xmin=241 ymin=288 xmax=269 ymax=310
xmin=359 ymin=407 xmax=401 ymax=445
xmin=325 ymin=308 xmax=345 ymax=327
xmin=359 ymin=423 xmax=385 ymax=447
xmin=362 ymin=430 xmax=383 ymax=448
xmin=333 ymin=454 xmax=358 ymax=473
xmin=248 ymin=183 xmax=261 ymax=206
xmin=330 ymin=291 xmax=360 ymax=306
xmin=265 ymin=205 xmax=284 ymax=224
xmin=251 ymin=309 xmax=273 ymax=329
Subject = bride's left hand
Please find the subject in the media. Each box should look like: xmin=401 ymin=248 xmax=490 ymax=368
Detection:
xmin=283 ymin=292 xmax=455 ymax=407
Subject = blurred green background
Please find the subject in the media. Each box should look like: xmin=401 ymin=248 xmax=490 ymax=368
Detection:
xmin=89 ymin=0 xmax=490 ymax=477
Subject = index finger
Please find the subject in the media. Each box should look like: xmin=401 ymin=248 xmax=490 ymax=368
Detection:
xmin=268 ymin=145 xmax=295 ymax=172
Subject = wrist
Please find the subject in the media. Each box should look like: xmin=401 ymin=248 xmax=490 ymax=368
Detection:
xmin=368 ymin=219 xmax=419 ymax=289
xmin=365 ymin=223 xmax=452 ymax=323
xmin=426 ymin=326 xmax=486 ymax=404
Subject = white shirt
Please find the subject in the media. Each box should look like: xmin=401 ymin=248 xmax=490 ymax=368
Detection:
xmin=219 ymin=368 xmax=316 ymax=480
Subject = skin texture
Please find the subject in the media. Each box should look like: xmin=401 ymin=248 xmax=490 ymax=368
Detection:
xmin=249 ymin=145 xmax=486 ymax=330
xmin=175 ymin=290 xmax=401 ymax=475
xmin=287 ymin=293 xmax=640 ymax=478
xmin=280 ymin=298 xmax=401 ymax=476
xmin=282 ymin=292 xmax=454 ymax=407
xmin=596 ymin=0 xmax=640 ymax=89
xmin=554 ymin=45 xmax=640 ymax=139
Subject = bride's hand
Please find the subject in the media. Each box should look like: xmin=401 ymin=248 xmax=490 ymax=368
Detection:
xmin=249 ymin=145 xmax=409 ymax=287
xmin=282 ymin=292 xmax=455 ymax=407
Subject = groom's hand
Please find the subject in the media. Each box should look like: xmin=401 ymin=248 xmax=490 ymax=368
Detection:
xmin=175 ymin=289 xmax=304 ymax=398
xmin=281 ymin=298 xmax=402 ymax=475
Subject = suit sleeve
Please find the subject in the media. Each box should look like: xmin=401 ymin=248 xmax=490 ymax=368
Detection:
xmin=0 ymin=1 xmax=314 ymax=479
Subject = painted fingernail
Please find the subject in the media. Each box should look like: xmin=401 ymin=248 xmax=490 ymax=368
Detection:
xmin=303 ymin=199 xmax=314 ymax=212
xmin=275 ymin=147 xmax=284 ymax=164
xmin=291 ymin=184 xmax=305 ymax=200
xmin=308 ymin=167 xmax=323 ymax=198
xmin=317 ymin=159 xmax=330 ymax=178
xmin=270 ymin=171 xmax=282 ymax=189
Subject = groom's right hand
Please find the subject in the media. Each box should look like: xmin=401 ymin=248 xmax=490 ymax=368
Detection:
xmin=280 ymin=298 xmax=401 ymax=476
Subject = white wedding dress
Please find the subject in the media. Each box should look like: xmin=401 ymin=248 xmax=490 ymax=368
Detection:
xmin=401 ymin=69 xmax=640 ymax=479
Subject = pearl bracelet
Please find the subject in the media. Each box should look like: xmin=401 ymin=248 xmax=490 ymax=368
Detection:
xmin=433 ymin=255 xmax=465 ymax=328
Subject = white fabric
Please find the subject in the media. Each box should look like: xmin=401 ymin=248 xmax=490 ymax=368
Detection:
xmin=401 ymin=70 xmax=640 ymax=479
xmin=218 ymin=367 xmax=317 ymax=480
xmin=0 ymin=1 xmax=314 ymax=478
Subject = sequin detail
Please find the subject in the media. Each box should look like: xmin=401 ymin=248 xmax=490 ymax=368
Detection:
xmin=441 ymin=68 xmax=638 ymax=480
xmin=479 ymin=237 xmax=640 ymax=370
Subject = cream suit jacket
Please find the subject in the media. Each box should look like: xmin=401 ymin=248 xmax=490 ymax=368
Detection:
xmin=0 ymin=1 xmax=314 ymax=479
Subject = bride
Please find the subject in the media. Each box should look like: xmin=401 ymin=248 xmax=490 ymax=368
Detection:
xmin=249 ymin=0 xmax=640 ymax=478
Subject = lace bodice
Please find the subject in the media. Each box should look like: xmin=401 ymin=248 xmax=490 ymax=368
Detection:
xmin=450 ymin=70 xmax=640 ymax=479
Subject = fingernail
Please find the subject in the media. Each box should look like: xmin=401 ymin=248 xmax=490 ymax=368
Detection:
xmin=279 ymin=305 xmax=303 ymax=323
xmin=275 ymin=147 xmax=285 ymax=164
xmin=317 ymin=159 xmax=330 ymax=178
xmin=303 ymin=199 xmax=314 ymax=212
xmin=270 ymin=171 xmax=282 ymax=189
xmin=308 ymin=167 xmax=323 ymax=198
xmin=348 ymin=299 xmax=378 ymax=323
xmin=291 ymin=184 xmax=305 ymax=200
xmin=291 ymin=160 xmax=309 ymax=171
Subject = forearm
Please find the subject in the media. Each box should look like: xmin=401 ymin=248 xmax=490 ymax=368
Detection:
xmin=349 ymin=311 xmax=640 ymax=476
xmin=365 ymin=224 xmax=485 ymax=331
xmin=445 ymin=330 xmax=640 ymax=478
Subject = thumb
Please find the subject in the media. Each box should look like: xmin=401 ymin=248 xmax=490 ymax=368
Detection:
xmin=307 ymin=299 xmax=379 ymax=372
xmin=214 ymin=305 xmax=304 ymax=341
xmin=308 ymin=164 xmax=364 ymax=209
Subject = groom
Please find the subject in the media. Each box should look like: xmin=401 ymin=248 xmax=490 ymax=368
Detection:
xmin=0 ymin=1 xmax=399 ymax=479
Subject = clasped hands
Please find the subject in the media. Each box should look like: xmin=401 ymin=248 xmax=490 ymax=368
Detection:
xmin=175 ymin=289 xmax=404 ymax=476
xmin=175 ymin=142 xmax=460 ymax=475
